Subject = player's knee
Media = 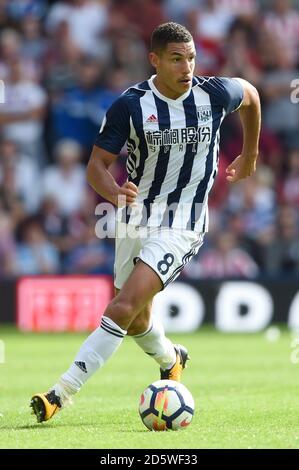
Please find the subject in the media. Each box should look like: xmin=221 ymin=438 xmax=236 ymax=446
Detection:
xmin=104 ymin=298 xmax=135 ymax=329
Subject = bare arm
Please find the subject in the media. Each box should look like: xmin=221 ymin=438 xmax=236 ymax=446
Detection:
xmin=226 ymin=78 xmax=261 ymax=183
xmin=86 ymin=145 xmax=138 ymax=207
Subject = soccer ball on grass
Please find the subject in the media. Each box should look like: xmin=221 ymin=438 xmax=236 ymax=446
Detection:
xmin=139 ymin=379 xmax=194 ymax=431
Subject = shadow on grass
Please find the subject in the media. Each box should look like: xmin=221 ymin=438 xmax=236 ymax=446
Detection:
xmin=0 ymin=423 xmax=148 ymax=433
xmin=0 ymin=423 xmax=93 ymax=430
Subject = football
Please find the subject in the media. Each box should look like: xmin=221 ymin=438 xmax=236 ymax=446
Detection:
xmin=139 ymin=379 xmax=195 ymax=431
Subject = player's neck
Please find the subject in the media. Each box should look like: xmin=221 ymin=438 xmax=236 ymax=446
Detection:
xmin=153 ymin=76 xmax=185 ymax=100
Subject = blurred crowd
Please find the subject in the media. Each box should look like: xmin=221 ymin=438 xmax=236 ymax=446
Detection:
xmin=0 ymin=0 xmax=299 ymax=279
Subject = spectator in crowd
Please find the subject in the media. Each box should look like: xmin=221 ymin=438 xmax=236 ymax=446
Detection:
xmin=50 ymin=56 xmax=117 ymax=152
xmin=46 ymin=0 xmax=109 ymax=57
xmin=279 ymin=148 xmax=299 ymax=209
xmin=0 ymin=1 xmax=10 ymax=30
xmin=163 ymin=0 xmax=200 ymax=25
xmin=264 ymin=0 xmax=299 ymax=66
xmin=0 ymin=209 xmax=16 ymax=277
xmin=41 ymin=139 xmax=87 ymax=216
xmin=0 ymin=57 xmax=47 ymax=163
xmin=188 ymin=0 xmax=235 ymax=44
xmin=226 ymin=165 xmax=277 ymax=236
xmin=64 ymin=225 xmax=114 ymax=274
xmin=262 ymin=205 xmax=299 ymax=276
xmin=220 ymin=19 xmax=262 ymax=87
xmin=44 ymin=18 xmax=82 ymax=93
xmin=0 ymin=27 xmax=39 ymax=81
xmin=6 ymin=0 xmax=47 ymax=22
xmin=0 ymin=159 xmax=26 ymax=227
xmin=109 ymin=0 xmax=167 ymax=45
xmin=261 ymin=47 xmax=299 ymax=149
xmin=0 ymin=138 xmax=41 ymax=213
xmin=183 ymin=231 xmax=259 ymax=279
xmin=108 ymin=30 xmax=150 ymax=85
xmin=20 ymin=12 xmax=48 ymax=66
xmin=15 ymin=217 xmax=60 ymax=274
xmin=37 ymin=195 xmax=71 ymax=262
xmin=213 ymin=0 xmax=258 ymax=19
xmin=225 ymin=210 xmax=265 ymax=269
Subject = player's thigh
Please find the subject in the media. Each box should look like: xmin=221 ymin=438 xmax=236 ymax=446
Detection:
xmin=139 ymin=227 xmax=204 ymax=288
xmin=114 ymin=223 xmax=142 ymax=290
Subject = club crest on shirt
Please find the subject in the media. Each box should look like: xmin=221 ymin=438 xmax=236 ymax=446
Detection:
xmin=197 ymin=105 xmax=212 ymax=122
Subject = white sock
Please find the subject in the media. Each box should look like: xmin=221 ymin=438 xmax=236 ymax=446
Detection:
xmin=132 ymin=315 xmax=176 ymax=370
xmin=51 ymin=316 xmax=127 ymax=406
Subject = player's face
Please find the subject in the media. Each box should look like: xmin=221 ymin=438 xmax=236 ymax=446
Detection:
xmin=150 ymin=41 xmax=196 ymax=99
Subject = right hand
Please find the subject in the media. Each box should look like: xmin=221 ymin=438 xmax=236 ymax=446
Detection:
xmin=117 ymin=181 xmax=138 ymax=207
xmin=226 ymin=154 xmax=257 ymax=183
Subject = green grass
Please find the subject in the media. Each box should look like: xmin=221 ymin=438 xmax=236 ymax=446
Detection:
xmin=0 ymin=325 xmax=298 ymax=449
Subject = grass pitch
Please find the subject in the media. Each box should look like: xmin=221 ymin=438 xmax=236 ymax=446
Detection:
xmin=0 ymin=325 xmax=298 ymax=449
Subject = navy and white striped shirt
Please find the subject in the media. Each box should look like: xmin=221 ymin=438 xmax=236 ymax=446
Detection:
xmin=95 ymin=75 xmax=243 ymax=232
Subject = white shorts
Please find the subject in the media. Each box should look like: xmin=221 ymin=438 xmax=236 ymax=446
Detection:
xmin=114 ymin=222 xmax=204 ymax=290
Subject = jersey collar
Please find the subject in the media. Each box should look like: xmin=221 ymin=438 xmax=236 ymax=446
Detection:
xmin=148 ymin=75 xmax=193 ymax=103
xmin=130 ymin=75 xmax=200 ymax=103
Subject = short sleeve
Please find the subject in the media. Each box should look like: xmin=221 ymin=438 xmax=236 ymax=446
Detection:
xmin=200 ymin=76 xmax=244 ymax=115
xmin=95 ymin=95 xmax=130 ymax=155
xmin=219 ymin=77 xmax=244 ymax=114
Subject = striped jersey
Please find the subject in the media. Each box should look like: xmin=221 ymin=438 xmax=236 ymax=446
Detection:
xmin=95 ymin=75 xmax=243 ymax=232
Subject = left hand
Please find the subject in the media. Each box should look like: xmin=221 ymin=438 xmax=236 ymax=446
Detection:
xmin=226 ymin=154 xmax=257 ymax=183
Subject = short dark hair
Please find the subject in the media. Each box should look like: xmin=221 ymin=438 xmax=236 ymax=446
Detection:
xmin=151 ymin=22 xmax=193 ymax=53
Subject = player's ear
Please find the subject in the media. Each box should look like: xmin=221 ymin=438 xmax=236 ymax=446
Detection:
xmin=149 ymin=51 xmax=160 ymax=69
